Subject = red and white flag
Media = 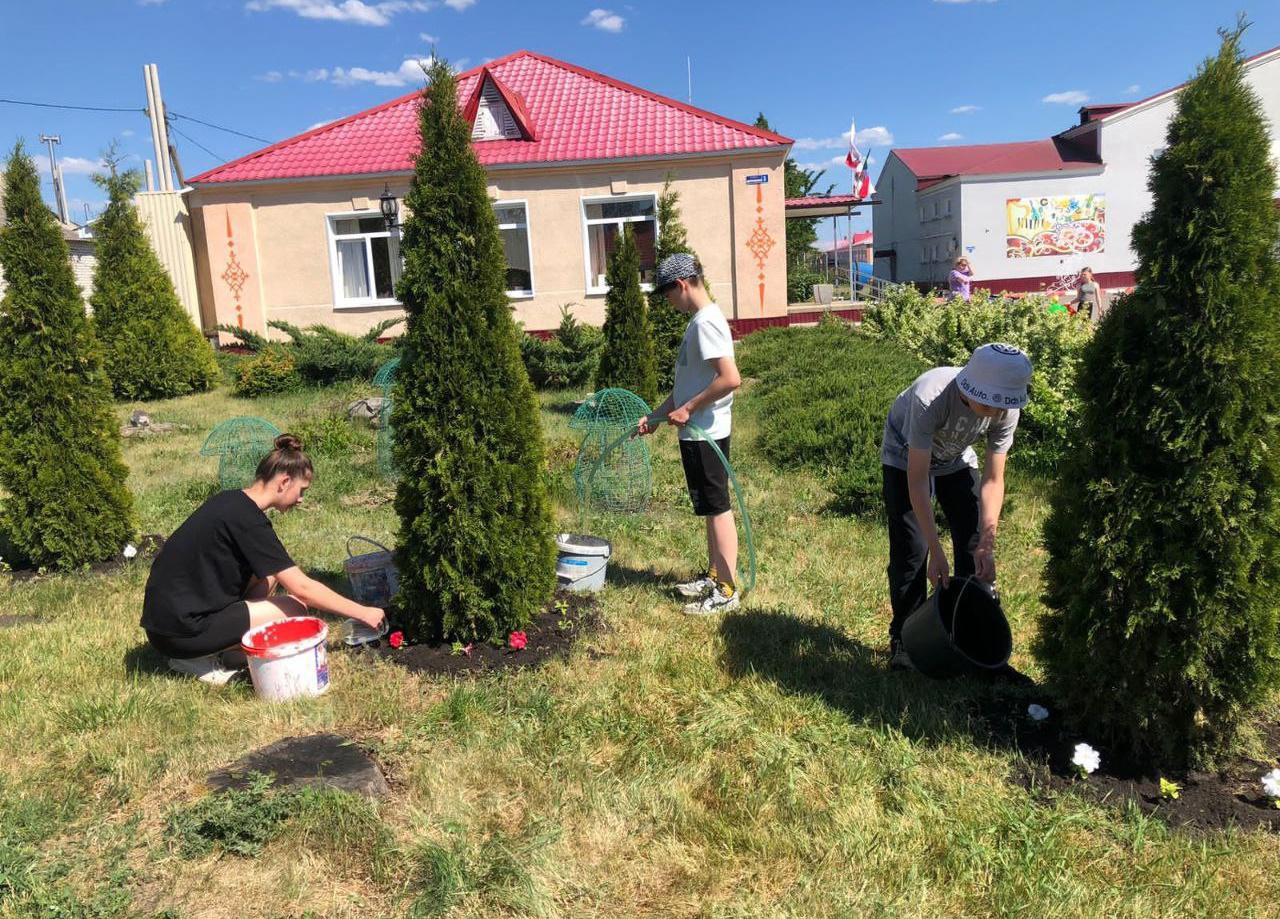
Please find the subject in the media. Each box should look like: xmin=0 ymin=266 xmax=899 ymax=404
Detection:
xmin=845 ymin=119 xmax=861 ymax=170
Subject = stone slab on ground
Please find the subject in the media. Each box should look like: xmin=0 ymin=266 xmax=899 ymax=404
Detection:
xmin=207 ymin=733 xmax=388 ymax=798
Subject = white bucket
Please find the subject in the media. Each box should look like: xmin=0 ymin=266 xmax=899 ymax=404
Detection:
xmin=240 ymin=617 xmax=330 ymax=702
xmin=556 ymin=533 xmax=612 ymax=592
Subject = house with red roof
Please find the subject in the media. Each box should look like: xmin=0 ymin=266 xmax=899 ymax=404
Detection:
xmin=872 ymin=43 xmax=1280 ymax=295
xmin=187 ymin=51 xmax=793 ymax=336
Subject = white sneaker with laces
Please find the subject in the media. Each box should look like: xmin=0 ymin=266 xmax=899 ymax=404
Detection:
xmin=168 ymin=653 xmax=242 ymax=686
xmin=675 ymin=574 xmax=716 ymax=599
xmin=682 ymin=585 xmax=741 ymax=616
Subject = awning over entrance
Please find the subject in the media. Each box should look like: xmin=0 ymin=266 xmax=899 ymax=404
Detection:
xmin=784 ymin=193 xmax=874 ymax=218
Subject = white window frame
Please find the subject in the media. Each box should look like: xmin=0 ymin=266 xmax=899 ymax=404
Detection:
xmin=325 ymin=211 xmax=402 ymax=310
xmin=580 ymin=193 xmax=659 ymax=296
xmin=494 ymin=198 xmax=535 ymax=299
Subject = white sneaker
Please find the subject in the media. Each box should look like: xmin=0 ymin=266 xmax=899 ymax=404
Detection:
xmin=675 ymin=574 xmax=716 ymax=599
xmin=168 ymin=653 xmax=242 ymax=686
xmin=682 ymin=585 xmax=741 ymax=616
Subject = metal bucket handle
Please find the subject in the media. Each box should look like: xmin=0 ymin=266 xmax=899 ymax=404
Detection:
xmin=347 ymin=535 xmax=393 ymax=558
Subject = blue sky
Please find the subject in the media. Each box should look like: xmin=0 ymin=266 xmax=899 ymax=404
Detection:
xmin=4 ymin=0 xmax=1277 ymax=240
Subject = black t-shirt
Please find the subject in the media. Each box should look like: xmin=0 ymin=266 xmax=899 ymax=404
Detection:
xmin=141 ymin=490 xmax=296 ymax=637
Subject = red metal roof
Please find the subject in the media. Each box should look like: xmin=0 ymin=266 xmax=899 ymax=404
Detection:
xmin=892 ymin=138 xmax=1101 ymax=190
xmin=785 ymin=193 xmax=862 ymax=209
xmin=191 ymin=51 xmax=792 ymax=184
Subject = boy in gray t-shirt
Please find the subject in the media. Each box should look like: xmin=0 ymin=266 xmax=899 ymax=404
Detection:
xmin=880 ymin=344 xmax=1032 ymax=672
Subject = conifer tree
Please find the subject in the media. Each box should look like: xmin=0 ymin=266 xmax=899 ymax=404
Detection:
xmin=648 ymin=175 xmax=710 ymax=391
xmin=392 ymin=59 xmax=555 ymax=642
xmin=594 ymin=225 xmax=658 ymax=406
xmin=91 ymin=163 xmax=217 ymax=400
xmin=1036 ymin=24 xmax=1280 ymax=767
xmin=0 ymin=144 xmax=134 ymax=569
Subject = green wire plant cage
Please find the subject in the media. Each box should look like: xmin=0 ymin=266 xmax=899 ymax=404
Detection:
xmin=571 ymin=388 xmax=653 ymax=514
xmin=201 ymin=417 xmax=281 ymax=489
xmin=373 ymin=356 xmax=400 ymax=479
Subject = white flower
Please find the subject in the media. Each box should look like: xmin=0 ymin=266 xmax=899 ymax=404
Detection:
xmin=122 ymin=544 xmax=138 ymax=560
xmin=1071 ymin=742 xmax=1101 ymax=775
xmin=1027 ymin=704 xmax=1050 ymax=722
xmin=1262 ymin=768 xmax=1280 ymax=800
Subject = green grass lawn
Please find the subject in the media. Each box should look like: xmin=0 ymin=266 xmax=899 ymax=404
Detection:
xmin=2 ymin=379 xmax=1278 ymax=919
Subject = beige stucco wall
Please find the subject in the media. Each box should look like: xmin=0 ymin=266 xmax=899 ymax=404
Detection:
xmin=189 ymin=151 xmax=787 ymax=336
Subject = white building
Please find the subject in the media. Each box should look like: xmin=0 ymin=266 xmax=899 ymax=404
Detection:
xmin=873 ymin=43 xmax=1280 ymax=294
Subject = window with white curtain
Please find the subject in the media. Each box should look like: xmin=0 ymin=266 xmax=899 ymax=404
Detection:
xmin=328 ymin=215 xmax=401 ymax=307
xmin=494 ymin=201 xmax=534 ymax=297
xmin=581 ymin=195 xmax=657 ymax=294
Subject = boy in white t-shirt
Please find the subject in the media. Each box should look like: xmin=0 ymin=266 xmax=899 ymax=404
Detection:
xmin=636 ymin=254 xmax=742 ymax=615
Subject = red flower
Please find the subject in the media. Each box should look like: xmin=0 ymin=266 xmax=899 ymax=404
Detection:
xmin=388 ymin=630 xmax=404 ymax=649
xmin=508 ymin=631 xmax=528 ymax=651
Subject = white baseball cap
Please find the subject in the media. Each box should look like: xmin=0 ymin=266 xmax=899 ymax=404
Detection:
xmin=955 ymin=343 xmax=1033 ymax=410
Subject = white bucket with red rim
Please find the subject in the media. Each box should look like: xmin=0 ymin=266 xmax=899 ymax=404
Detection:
xmin=240 ymin=616 xmax=330 ymax=702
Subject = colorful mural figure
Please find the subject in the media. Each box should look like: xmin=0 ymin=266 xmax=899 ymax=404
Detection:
xmin=1006 ymin=195 xmax=1106 ymax=259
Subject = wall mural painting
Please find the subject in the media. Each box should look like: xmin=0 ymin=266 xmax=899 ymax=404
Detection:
xmin=220 ymin=210 xmax=250 ymax=328
xmin=1005 ymin=194 xmax=1105 ymax=259
xmin=746 ymin=185 xmax=776 ymax=311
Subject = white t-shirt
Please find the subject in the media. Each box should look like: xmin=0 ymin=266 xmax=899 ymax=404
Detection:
xmin=672 ymin=304 xmax=735 ymax=441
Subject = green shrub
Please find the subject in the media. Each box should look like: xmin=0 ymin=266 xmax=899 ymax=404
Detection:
xmin=520 ymin=306 xmax=603 ymax=390
xmin=270 ymin=319 xmax=399 ymax=386
xmin=786 ymin=267 xmax=824 ymax=304
xmin=168 ymin=774 xmax=292 ymax=858
xmin=233 ymin=346 xmax=302 ymax=397
xmin=292 ymin=411 xmax=372 ymax=458
xmin=738 ymin=319 xmax=926 ymax=514
xmin=0 ymin=143 xmax=135 ymax=570
xmin=595 ymin=225 xmax=658 ymax=405
xmin=393 ymin=57 xmax=556 ymax=643
xmin=1036 ymin=26 xmax=1280 ymax=769
xmin=90 ymin=166 xmax=218 ymax=401
xmin=863 ymin=285 xmax=1092 ymax=473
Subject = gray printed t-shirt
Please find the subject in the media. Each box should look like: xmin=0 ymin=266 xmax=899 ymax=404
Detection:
xmin=880 ymin=367 xmax=1019 ymax=475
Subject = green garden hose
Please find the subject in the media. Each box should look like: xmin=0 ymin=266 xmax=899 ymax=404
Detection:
xmin=587 ymin=415 xmax=758 ymax=596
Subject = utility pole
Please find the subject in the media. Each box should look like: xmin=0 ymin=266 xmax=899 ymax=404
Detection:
xmin=143 ymin=63 xmax=175 ymax=191
xmin=39 ymin=133 xmax=70 ymax=223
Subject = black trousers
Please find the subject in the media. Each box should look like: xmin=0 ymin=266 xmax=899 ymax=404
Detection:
xmin=883 ymin=464 xmax=980 ymax=640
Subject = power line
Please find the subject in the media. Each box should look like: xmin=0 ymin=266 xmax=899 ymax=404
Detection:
xmin=0 ymin=97 xmax=142 ymax=114
xmin=169 ymin=111 xmax=272 ymax=145
xmin=168 ymin=124 xmax=224 ymax=164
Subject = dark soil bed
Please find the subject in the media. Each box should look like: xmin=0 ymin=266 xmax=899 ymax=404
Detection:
xmin=5 ymin=534 xmax=165 ymax=583
xmin=969 ymin=693 xmax=1280 ymax=832
xmin=349 ymin=590 xmax=604 ymax=676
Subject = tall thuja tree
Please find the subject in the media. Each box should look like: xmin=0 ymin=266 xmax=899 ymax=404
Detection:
xmin=594 ymin=225 xmax=658 ymax=405
xmin=0 ymin=144 xmax=134 ymax=569
xmin=648 ymin=175 xmax=709 ymax=391
xmin=1036 ymin=25 xmax=1280 ymax=768
xmin=392 ymin=58 xmax=555 ymax=643
xmin=91 ymin=163 xmax=218 ymax=400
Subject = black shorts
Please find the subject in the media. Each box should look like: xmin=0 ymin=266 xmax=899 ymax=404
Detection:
xmin=145 ymin=601 xmax=252 ymax=659
xmin=679 ymin=436 xmax=732 ymax=516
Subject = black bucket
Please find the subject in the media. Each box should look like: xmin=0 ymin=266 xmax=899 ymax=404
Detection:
xmin=900 ymin=576 xmax=1011 ymax=678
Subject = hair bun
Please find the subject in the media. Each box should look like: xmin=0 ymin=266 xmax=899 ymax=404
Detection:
xmin=275 ymin=433 xmax=304 ymax=452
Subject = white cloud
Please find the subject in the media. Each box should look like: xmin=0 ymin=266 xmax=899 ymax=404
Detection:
xmin=245 ymin=0 xmax=432 ymax=27
xmin=37 ymin=156 xmax=105 ymax=176
xmin=949 ymin=104 xmax=980 ymax=114
xmin=257 ymin=70 xmax=285 ymax=82
xmin=120 ymin=129 xmax=135 ymax=138
xmin=581 ymin=8 xmax=624 ymax=32
xmin=443 ymin=0 xmax=474 ymax=8
xmin=1124 ymin=84 xmax=1141 ymax=95
xmin=938 ymin=132 xmax=964 ymax=142
xmin=138 ymin=0 xmax=168 ymax=5
xmin=1042 ymin=89 xmax=1090 ymax=105
xmin=324 ymin=56 xmax=435 ymax=86
xmin=792 ymin=125 xmax=893 ymax=152
xmin=420 ymin=31 xmax=439 ymax=43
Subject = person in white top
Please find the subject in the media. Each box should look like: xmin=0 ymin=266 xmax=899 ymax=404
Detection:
xmin=636 ymin=254 xmax=743 ymax=615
